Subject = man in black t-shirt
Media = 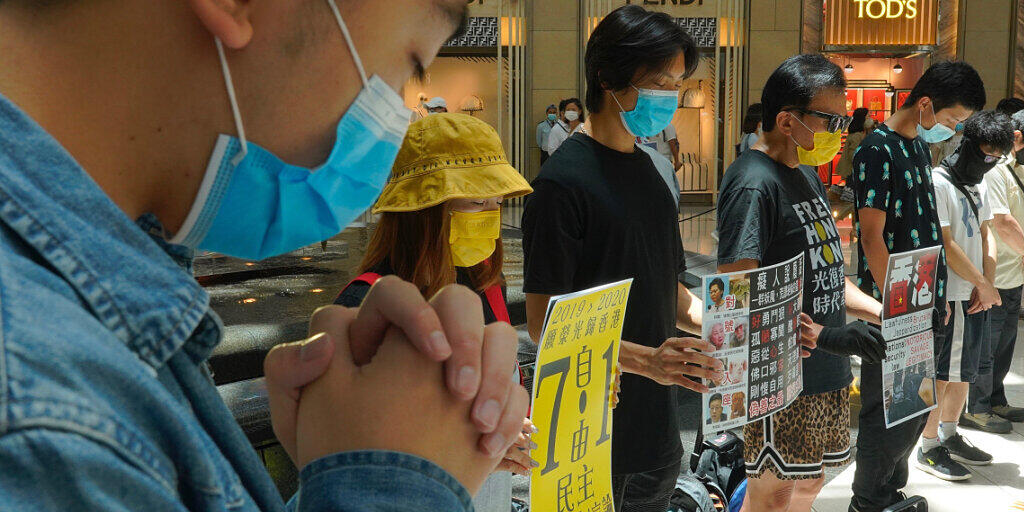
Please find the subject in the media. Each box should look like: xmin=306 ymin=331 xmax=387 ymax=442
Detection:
xmin=522 ymin=7 xmax=723 ymax=512
xmin=717 ymin=55 xmax=886 ymax=512
xmin=850 ymin=62 xmax=985 ymax=512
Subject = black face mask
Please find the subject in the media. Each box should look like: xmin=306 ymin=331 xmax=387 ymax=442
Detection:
xmin=1015 ymin=147 xmax=1024 ymax=166
xmin=941 ymin=138 xmax=998 ymax=186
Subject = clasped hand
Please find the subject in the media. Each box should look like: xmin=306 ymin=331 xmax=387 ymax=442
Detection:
xmin=264 ymin=276 xmax=530 ymax=494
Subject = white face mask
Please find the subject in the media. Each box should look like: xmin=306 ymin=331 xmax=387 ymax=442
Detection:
xmin=564 ymin=110 xmax=580 ymax=122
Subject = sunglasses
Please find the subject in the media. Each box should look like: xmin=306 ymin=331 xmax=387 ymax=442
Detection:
xmin=785 ymin=108 xmax=854 ymax=134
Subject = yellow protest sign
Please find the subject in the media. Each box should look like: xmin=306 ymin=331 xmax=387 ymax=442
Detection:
xmin=530 ymin=279 xmax=632 ymax=512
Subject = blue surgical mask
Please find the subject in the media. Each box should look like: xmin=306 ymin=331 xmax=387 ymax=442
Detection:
xmin=547 ymin=113 xmax=557 ymax=122
xmin=171 ymin=0 xmax=410 ymax=260
xmin=612 ymin=84 xmax=678 ymax=137
xmin=917 ymin=103 xmax=956 ymax=143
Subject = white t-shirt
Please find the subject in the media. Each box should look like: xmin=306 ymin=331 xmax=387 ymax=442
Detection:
xmin=984 ymin=154 xmax=1024 ymax=289
xmin=639 ymin=125 xmax=678 ymax=163
xmin=738 ymin=132 xmax=758 ymax=154
xmin=636 ymin=143 xmax=680 ymax=206
xmin=545 ymin=121 xmax=585 ymax=154
xmin=934 ymin=167 xmax=993 ymax=301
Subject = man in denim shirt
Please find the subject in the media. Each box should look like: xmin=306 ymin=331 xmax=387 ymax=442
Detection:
xmin=0 ymin=0 xmax=528 ymax=510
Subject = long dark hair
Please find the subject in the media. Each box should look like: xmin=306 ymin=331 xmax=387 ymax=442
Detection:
xmin=848 ymin=107 xmax=869 ymax=134
xmin=742 ymin=103 xmax=763 ymax=134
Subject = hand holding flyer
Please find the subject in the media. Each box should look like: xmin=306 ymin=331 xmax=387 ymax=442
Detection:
xmin=701 ymin=253 xmax=806 ymax=431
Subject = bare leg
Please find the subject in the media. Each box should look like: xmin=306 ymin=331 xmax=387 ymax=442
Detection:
xmin=741 ymin=470 xmax=796 ymax=512
xmin=940 ymin=382 xmax=969 ymax=424
xmin=786 ymin=476 xmax=825 ymax=512
xmin=923 ymin=380 xmax=951 ymax=439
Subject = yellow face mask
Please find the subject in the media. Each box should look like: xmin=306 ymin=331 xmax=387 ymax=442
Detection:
xmin=449 ymin=209 xmax=501 ymax=267
xmin=791 ymin=114 xmax=842 ymax=167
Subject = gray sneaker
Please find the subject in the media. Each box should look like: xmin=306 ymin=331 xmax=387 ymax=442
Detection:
xmin=960 ymin=412 xmax=1013 ymax=434
xmin=993 ymin=405 xmax=1024 ymax=422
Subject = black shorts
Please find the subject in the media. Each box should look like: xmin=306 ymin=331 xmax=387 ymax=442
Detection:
xmin=934 ymin=300 xmax=986 ymax=383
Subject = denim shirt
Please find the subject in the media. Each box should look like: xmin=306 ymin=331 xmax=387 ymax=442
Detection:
xmin=0 ymin=94 xmax=473 ymax=511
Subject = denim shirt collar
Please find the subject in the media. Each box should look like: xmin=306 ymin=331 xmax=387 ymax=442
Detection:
xmin=0 ymin=93 xmax=211 ymax=369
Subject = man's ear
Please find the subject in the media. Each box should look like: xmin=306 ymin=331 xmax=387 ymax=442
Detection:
xmin=1015 ymin=130 xmax=1023 ymax=152
xmin=189 ymin=0 xmax=254 ymax=50
xmin=916 ymin=96 xmax=931 ymax=112
xmin=775 ymin=110 xmax=794 ymax=137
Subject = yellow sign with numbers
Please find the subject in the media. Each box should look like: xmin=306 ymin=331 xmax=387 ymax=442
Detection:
xmin=530 ymin=279 xmax=632 ymax=512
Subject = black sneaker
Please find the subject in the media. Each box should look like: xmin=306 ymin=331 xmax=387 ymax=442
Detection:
xmin=915 ymin=446 xmax=971 ymax=481
xmin=941 ymin=433 xmax=992 ymax=466
xmin=960 ymin=412 xmax=1013 ymax=434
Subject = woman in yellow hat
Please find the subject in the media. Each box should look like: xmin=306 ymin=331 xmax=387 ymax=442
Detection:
xmin=334 ymin=113 xmax=535 ymax=510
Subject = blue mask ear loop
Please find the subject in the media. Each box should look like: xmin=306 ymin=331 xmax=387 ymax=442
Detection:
xmin=213 ymin=0 xmax=369 ymax=167
xmin=325 ymin=0 xmax=369 ymax=87
xmin=610 ymin=84 xmax=640 ymax=114
xmin=921 ymin=101 xmax=938 ymax=133
xmin=214 ymin=38 xmax=249 ymax=166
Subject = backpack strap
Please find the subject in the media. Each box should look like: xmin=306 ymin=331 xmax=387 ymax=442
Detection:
xmin=691 ymin=417 xmax=705 ymax=473
xmin=936 ymin=168 xmax=980 ymax=220
xmin=335 ymin=272 xmax=383 ymax=303
xmin=351 ymin=272 xmax=383 ymax=287
xmin=484 ymin=285 xmax=511 ymax=324
xmin=1006 ymin=163 xmax=1024 ymax=196
xmin=483 ymin=284 xmax=525 ymax=389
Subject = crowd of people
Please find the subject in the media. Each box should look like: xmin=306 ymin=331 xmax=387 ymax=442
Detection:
xmin=0 ymin=2 xmax=1022 ymax=512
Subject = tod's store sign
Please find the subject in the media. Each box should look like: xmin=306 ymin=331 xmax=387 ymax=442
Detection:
xmin=824 ymin=0 xmax=937 ymax=47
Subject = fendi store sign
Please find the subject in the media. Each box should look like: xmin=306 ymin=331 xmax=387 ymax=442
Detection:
xmin=824 ymin=0 xmax=937 ymax=47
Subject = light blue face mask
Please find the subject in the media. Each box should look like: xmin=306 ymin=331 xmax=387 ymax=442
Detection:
xmin=917 ymin=103 xmax=956 ymax=143
xmin=612 ymin=85 xmax=679 ymax=137
xmin=547 ymin=113 xmax=557 ymax=122
xmin=171 ymin=0 xmax=410 ymax=260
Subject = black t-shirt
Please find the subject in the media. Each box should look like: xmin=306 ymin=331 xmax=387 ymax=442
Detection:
xmin=522 ymin=133 xmax=686 ymax=475
xmin=717 ymin=150 xmax=851 ymax=395
xmin=335 ymin=261 xmax=502 ymax=324
xmin=850 ymin=123 xmax=947 ymax=308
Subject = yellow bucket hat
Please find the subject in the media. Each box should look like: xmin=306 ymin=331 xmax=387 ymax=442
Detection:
xmin=373 ymin=113 xmax=533 ymax=213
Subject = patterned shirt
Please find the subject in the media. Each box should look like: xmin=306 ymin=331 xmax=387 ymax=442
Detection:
xmin=851 ymin=123 xmax=948 ymax=307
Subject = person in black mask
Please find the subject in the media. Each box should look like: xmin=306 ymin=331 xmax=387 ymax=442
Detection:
xmin=918 ymin=110 xmax=1014 ymax=482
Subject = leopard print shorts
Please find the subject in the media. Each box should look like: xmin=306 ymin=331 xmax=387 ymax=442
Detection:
xmin=743 ymin=387 xmax=851 ymax=480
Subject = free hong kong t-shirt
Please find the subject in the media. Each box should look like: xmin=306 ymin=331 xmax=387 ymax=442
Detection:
xmin=522 ymin=133 xmax=687 ymax=475
xmin=717 ymin=150 xmax=851 ymax=395
xmin=851 ymin=123 xmax=948 ymax=307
